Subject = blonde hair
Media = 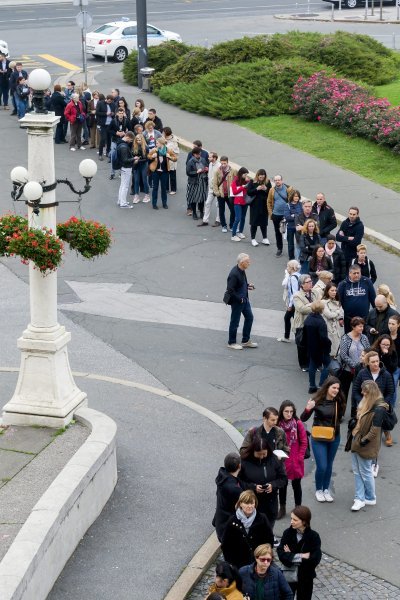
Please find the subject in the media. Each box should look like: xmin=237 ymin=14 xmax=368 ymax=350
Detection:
xmin=235 ymin=489 xmax=258 ymax=509
xmin=254 ymin=544 xmax=274 ymax=559
xmin=377 ymin=284 xmax=396 ymax=308
xmin=133 ymin=134 xmax=147 ymax=155
xmin=357 ymin=244 xmax=367 ymax=252
xmin=318 ymin=270 xmax=333 ymax=281
xmin=358 ymin=380 xmax=383 ymax=416
xmin=301 ymin=218 xmax=319 ymax=235
xmin=287 ymin=259 xmax=300 ymax=273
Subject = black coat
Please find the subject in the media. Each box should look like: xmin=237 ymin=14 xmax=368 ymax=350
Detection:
xmin=212 ymin=468 xmax=247 ymax=542
xmin=299 ymin=233 xmax=321 ymax=263
xmin=239 ymin=454 xmax=287 ymax=517
xmin=309 ymin=255 xmax=333 ymax=284
xmin=226 ymin=265 xmax=248 ymax=305
xmin=247 ymin=180 xmax=271 ymax=227
xmin=95 ymin=99 xmax=110 ymax=126
xmin=365 ymin=306 xmax=399 ymax=344
xmin=304 ymin=312 xmax=332 ymax=360
xmin=145 ymin=115 xmax=163 ymax=131
xmin=9 ymin=68 xmax=28 ymax=92
xmin=378 ymin=349 xmax=398 ymax=375
xmin=336 ymin=217 xmax=364 ymax=262
xmin=351 ymin=257 xmax=377 ymax=284
xmin=0 ymin=58 xmax=12 ymax=86
xmin=312 ymin=201 xmax=337 ymax=238
xmin=277 ymin=526 xmax=322 ymax=581
xmin=117 ymin=141 xmax=134 ymax=168
xmin=49 ymin=91 xmax=66 ymax=117
xmin=221 ymin=511 xmax=274 ymax=569
xmin=352 ymin=366 xmax=394 ymax=407
xmin=330 ymin=246 xmax=346 ymax=284
xmin=109 ymin=116 xmax=129 ymax=142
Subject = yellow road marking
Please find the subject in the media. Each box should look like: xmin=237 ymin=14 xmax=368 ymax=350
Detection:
xmin=38 ymin=54 xmax=80 ymax=71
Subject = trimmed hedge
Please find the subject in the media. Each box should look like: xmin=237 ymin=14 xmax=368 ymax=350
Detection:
xmin=122 ymin=41 xmax=194 ymax=86
xmin=158 ymin=59 xmax=333 ymax=120
xmin=151 ymin=32 xmax=400 ymax=91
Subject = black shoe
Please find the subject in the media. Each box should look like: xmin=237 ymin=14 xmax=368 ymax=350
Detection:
xmin=276 ymin=250 xmax=283 ymax=257
xmin=10 ymin=111 xmax=17 ymax=116
xmin=197 ymin=222 xmax=208 ymax=227
xmin=153 ymin=205 xmax=159 ymax=210
xmin=82 ymin=140 xmax=89 ymax=145
xmin=163 ymin=204 xmax=168 ymax=209
xmin=308 ymin=386 xmax=318 ymax=394
xmin=192 ymin=214 xmax=199 ymax=220
xmin=110 ymin=174 xmax=115 ymax=180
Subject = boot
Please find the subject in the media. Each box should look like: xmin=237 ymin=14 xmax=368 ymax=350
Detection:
xmin=384 ymin=431 xmax=393 ymax=447
xmin=276 ymin=505 xmax=286 ymax=520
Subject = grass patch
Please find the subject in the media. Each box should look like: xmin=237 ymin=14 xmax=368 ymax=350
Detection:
xmin=237 ymin=115 xmax=400 ymax=192
xmin=375 ymin=78 xmax=400 ymax=105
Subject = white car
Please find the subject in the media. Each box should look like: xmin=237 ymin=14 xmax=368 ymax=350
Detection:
xmin=86 ymin=19 xmax=182 ymax=62
xmin=0 ymin=40 xmax=9 ymax=58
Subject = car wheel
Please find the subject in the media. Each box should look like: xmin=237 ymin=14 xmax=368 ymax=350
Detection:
xmin=114 ymin=46 xmax=128 ymax=62
xmin=344 ymin=0 xmax=358 ymax=7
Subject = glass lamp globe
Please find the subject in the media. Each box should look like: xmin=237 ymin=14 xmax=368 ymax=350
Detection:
xmin=10 ymin=166 xmax=28 ymax=184
xmin=28 ymin=69 xmax=52 ymax=91
xmin=24 ymin=181 xmax=43 ymax=202
xmin=79 ymin=159 xmax=98 ymax=179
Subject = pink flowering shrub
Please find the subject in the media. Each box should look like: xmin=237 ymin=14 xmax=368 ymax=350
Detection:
xmin=293 ymin=71 xmax=400 ymax=153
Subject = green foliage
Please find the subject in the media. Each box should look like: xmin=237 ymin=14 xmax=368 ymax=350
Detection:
xmin=158 ymin=59 xmax=331 ymax=120
xmin=57 ymin=217 xmax=112 ymax=260
xmin=0 ymin=214 xmax=28 ymax=255
xmin=122 ymin=41 xmax=195 ymax=86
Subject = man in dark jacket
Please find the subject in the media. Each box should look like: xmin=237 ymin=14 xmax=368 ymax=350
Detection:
xmin=325 ymin=235 xmax=346 ymax=283
xmin=9 ymin=61 xmax=28 ymax=115
xmin=336 ymin=206 xmax=364 ymax=266
xmin=351 ymin=351 xmax=394 ymax=417
xmin=50 ymin=84 xmax=67 ymax=143
xmin=116 ymin=131 xmax=135 ymax=208
xmin=304 ymin=301 xmax=332 ymax=393
xmin=312 ymin=193 xmax=337 ymax=243
xmin=213 ymin=452 xmax=247 ymax=541
xmin=108 ymin=108 xmax=129 ymax=179
xmin=226 ymin=253 xmax=257 ymax=350
xmin=145 ymin=108 xmax=163 ymax=132
xmin=338 ymin=264 xmax=376 ymax=332
xmin=365 ymin=295 xmax=399 ymax=344
xmin=0 ymin=52 xmax=12 ymax=109
xmin=294 ymin=199 xmax=319 ymax=248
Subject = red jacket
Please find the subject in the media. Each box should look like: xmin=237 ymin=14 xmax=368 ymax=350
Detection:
xmin=64 ymin=100 xmax=85 ymax=124
xmin=278 ymin=419 xmax=308 ymax=480
xmin=231 ymin=177 xmax=248 ymax=206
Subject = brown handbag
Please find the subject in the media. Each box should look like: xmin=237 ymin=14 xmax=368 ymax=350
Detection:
xmin=311 ymin=402 xmax=337 ymax=442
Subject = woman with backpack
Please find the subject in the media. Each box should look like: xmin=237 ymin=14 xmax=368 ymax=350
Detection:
xmin=349 ymin=380 xmax=389 ymax=511
xmin=276 ymin=401 xmax=308 ymax=520
xmin=278 ymin=260 xmax=301 ymax=344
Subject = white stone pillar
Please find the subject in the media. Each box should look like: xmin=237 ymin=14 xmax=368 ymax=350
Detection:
xmin=2 ymin=113 xmax=87 ymax=427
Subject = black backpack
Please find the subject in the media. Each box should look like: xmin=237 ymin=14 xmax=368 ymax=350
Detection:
xmin=112 ymin=142 xmax=128 ymax=171
xmin=379 ymin=405 xmax=398 ymax=432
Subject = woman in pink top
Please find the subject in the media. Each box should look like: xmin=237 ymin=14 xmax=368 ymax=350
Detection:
xmin=231 ymin=167 xmax=251 ymax=242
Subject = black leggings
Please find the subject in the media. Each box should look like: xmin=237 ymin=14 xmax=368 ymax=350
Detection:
xmin=250 ymin=224 xmax=267 ymax=239
xmin=284 ymin=309 xmax=294 ymax=339
xmin=279 ymin=479 xmax=302 ymax=507
xmin=272 ymin=214 xmax=284 ymax=251
xmin=289 ymin=578 xmax=314 ymax=600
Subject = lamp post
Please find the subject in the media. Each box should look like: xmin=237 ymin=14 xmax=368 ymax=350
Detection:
xmin=2 ymin=68 xmax=97 ymax=428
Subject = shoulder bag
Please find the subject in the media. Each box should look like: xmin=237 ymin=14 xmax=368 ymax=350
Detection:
xmin=311 ymin=402 xmax=337 ymax=442
xmin=328 ymin=348 xmax=343 ymax=378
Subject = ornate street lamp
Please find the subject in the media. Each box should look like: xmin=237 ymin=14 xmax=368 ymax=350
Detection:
xmin=2 ymin=69 xmax=96 ymax=428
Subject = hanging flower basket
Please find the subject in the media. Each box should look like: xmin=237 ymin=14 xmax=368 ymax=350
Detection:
xmin=57 ymin=216 xmax=112 ymax=259
xmin=0 ymin=214 xmax=28 ymax=256
xmin=7 ymin=226 xmax=64 ymax=273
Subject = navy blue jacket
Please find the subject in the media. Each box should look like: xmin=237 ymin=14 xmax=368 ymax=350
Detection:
xmin=336 ymin=217 xmax=364 ymax=262
xmin=284 ymin=201 xmax=303 ymax=231
xmin=352 ymin=366 xmax=394 ymax=407
xmin=337 ymin=275 xmax=376 ymax=320
xmin=226 ymin=265 xmax=248 ymax=305
xmin=239 ymin=563 xmax=293 ymax=599
xmin=304 ymin=312 xmax=332 ymax=360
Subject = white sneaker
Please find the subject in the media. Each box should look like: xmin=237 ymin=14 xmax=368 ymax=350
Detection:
xmin=221 ymin=227 xmax=228 ymax=233
xmin=351 ymin=499 xmax=365 ymax=511
xmin=372 ymin=463 xmax=379 ymax=478
xmin=79 ymin=146 xmax=86 ymax=150
xmin=277 ymin=337 xmax=291 ymax=343
xmin=364 ymin=499 xmax=376 ymax=505
xmin=231 ymin=236 xmax=241 ymax=242
xmin=262 ymin=238 xmax=270 ymax=245
xmin=132 ymin=195 xmax=140 ymax=204
xmin=227 ymin=343 xmax=243 ymax=350
xmin=323 ymin=489 xmax=334 ymax=502
xmin=315 ymin=490 xmax=325 ymax=502
xmin=251 ymin=239 xmax=259 ymax=247
xmin=70 ymin=147 xmax=76 ymax=151
xmin=242 ymin=340 xmax=258 ymax=348
xmin=142 ymin=195 xmax=151 ymax=203
xmin=237 ymin=232 xmax=246 ymax=239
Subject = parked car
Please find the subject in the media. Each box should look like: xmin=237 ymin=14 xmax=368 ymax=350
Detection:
xmin=86 ymin=18 xmax=182 ymax=62
xmin=0 ymin=40 xmax=9 ymax=57
xmin=323 ymin=0 xmax=395 ymax=8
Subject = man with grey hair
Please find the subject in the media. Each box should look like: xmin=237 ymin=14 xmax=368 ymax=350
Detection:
xmin=225 ymin=253 xmax=257 ymax=350
xmin=64 ymin=92 xmax=86 ymax=151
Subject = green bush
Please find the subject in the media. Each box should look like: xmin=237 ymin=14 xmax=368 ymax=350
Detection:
xmin=122 ymin=41 xmax=194 ymax=86
xmin=158 ymin=58 xmax=333 ymax=120
xmin=152 ymin=32 xmax=400 ymax=91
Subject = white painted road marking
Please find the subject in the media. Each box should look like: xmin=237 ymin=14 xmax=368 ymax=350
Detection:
xmin=60 ymin=281 xmax=284 ymax=338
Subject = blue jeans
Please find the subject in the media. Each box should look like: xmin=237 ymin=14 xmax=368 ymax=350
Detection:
xmin=287 ymin=228 xmax=296 ymax=260
xmin=351 ymin=453 xmax=375 ymax=502
xmin=16 ymin=96 xmax=28 ymax=118
xmin=133 ymin=161 xmax=149 ymax=195
xmin=228 ymin=300 xmax=253 ymax=345
xmin=311 ymin=435 xmax=340 ymax=491
xmin=152 ymin=170 xmax=168 ymax=207
xmin=392 ymin=367 xmax=400 ymax=407
xmin=300 ymin=260 xmax=310 ymax=274
xmin=309 ymin=354 xmax=331 ymax=389
xmin=232 ymin=204 xmax=248 ymax=237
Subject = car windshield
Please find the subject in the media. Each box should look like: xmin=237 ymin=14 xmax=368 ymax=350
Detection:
xmin=93 ymin=25 xmax=118 ymax=35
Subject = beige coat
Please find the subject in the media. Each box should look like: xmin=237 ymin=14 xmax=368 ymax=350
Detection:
xmin=212 ymin=165 xmax=237 ymax=197
xmin=322 ymin=299 xmax=344 ymax=356
xmin=293 ymin=288 xmax=317 ymax=330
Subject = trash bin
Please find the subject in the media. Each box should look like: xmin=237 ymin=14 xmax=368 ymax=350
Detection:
xmin=140 ymin=67 xmax=155 ymax=92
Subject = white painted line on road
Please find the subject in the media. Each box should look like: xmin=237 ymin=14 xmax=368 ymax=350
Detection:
xmin=60 ymin=281 xmax=284 ymax=339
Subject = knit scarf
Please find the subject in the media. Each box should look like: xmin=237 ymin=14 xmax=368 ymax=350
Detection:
xmin=279 ymin=417 xmax=298 ymax=447
xmin=236 ymin=507 xmax=257 ymax=533
xmin=158 ymin=146 xmax=167 ymax=156
xmin=325 ymin=242 xmax=336 ymax=257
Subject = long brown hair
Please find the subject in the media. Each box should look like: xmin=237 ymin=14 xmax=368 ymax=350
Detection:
xmin=312 ymin=376 xmax=346 ymax=418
